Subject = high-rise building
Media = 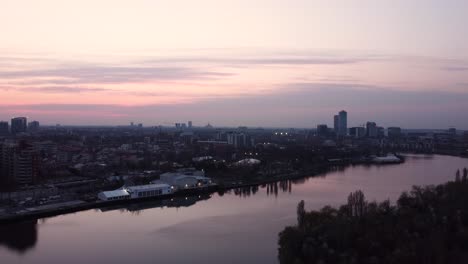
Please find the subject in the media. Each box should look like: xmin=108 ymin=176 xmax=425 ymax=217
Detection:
xmin=366 ymin=122 xmax=378 ymax=138
xmin=448 ymin=127 xmax=457 ymax=136
xmin=0 ymin=141 xmax=39 ymax=188
xmin=349 ymin=127 xmax=366 ymax=138
xmin=227 ymin=132 xmax=252 ymax=148
xmin=377 ymin=127 xmax=385 ymax=138
xmin=338 ymin=110 xmax=347 ymax=136
xmin=333 ymin=115 xmax=339 ymax=134
xmin=316 ymin=124 xmax=329 ymax=137
xmin=188 ymin=121 xmax=193 ymax=128
xmin=28 ymin=121 xmax=40 ymax=132
xmin=0 ymin=121 xmax=9 ymax=135
xmin=388 ymin=127 xmax=402 ymax=139
xmin=11 ymin=117 xmax=27 ymax=135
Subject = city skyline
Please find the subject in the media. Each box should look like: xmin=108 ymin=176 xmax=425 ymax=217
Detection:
xmin=2 ymin=1 xmax=468 ymax=128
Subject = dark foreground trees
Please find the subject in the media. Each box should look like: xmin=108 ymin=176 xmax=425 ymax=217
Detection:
xmin=278 ymin=170 xmax=468 ymax=264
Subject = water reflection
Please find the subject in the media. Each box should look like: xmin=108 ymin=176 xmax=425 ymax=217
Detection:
xmin=99 ymin=194 xmax=213 ymax=214
xmin=0 ymin=220 xmax=37 ymax=254
xmin=0 ymin=154 xmax=466 ymax=264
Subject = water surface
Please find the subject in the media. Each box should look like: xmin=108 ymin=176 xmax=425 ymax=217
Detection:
xmin=1 ymin=154 xmax=467 ymax=264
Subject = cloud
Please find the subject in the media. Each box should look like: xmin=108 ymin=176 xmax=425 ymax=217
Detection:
xmin=6 ymin=86 xmax=116 ymax=94
xmin=441 ymin=66 xmax=468 ymax=71
xmin=0 ymin=66 xmax=231 ymax=84
xmin=2 ymin=82 xmax=468 ymax=129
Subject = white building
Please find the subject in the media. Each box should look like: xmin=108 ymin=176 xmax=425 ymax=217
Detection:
xmin=158 ymin=172 xmax=212 ymax=190
xmin=98 ymin=189 xmax=130 ymax=201
xmin=126 ymin=184 xmax=173 ymax=199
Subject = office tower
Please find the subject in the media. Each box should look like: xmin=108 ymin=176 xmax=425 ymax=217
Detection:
xmin=0 ymin=121 xmax=9 ymax=135
xmin=316 ymin=124 xmax=329 ymax=137
xmin=28 ymin=121 xmax=40 ymax=132
xmin=366 ymin=122 xmax=378 ymax=138
xmin=11 ymin=117 xmax=27 ymax=135
xmin=388 ymin=127 xmax=402 ymax=139
xmin=377 ymin=127 xmax=385 ymax=138
xmin=338 ymin=110 xmax=347 ymax=136
xmin=188 ymin=121 xmax=193 ymax=128
xmin=0 ymin=141 xmax=39 ymax=187
xmin=448 ymin=127 xmax=457 ymax=136
xmin=333 ymin=115 xmax=339 ymax=134
xmin=349 ymin=127 xmax=366 ymax=138
xmin=227 ymin=132 xmax=251 ymax=148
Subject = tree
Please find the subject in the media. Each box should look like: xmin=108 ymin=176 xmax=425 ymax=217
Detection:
xmin=463 ymin=168 xmax=468 ymax=182
xmin=347 ymin=190 xmax=367 ymax=218
xmin=297 ymin=200 xmax=305 ymax=228
xmin=456 ymin=169 xmax=461 ymax=182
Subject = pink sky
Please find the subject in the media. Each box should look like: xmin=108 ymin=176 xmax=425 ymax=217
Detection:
xmin=1 ymin=0 xmax=468 ymax=128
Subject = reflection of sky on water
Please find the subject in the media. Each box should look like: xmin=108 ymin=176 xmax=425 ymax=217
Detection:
xmin=1 ymin=154 xmax=467 ymax=264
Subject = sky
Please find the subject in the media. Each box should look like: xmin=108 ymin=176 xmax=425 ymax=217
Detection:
xmin=1 ymin=0 xmax=468 ymax=129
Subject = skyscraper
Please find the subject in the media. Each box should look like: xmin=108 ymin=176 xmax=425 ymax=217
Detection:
xmin=11 ymin=117 xmax=27 ymax=135
xmin=317 ymin=124 xmax=329 ymax=137
xmin=333 ymin=115 xmax=339 ymax=134
xmin=338 ymin=110 xmax=347 ymax=136
xmin=366 ymin=122 xmax=378 ymax=138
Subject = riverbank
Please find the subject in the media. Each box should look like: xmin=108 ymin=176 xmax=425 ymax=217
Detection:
xmin=0 ymin=155 xmax=406 ymax=224
xmin=278 ymin=174 xmax=468 ymax=264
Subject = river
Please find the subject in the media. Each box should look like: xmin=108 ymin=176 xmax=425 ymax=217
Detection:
xmin=0 ymin=154 xmax=467 ymax=264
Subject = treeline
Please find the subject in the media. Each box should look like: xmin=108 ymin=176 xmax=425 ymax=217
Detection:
xmin=278 ymin=168 xmax=468 ymax=264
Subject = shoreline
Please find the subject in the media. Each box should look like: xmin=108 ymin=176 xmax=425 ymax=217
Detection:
xmin=0 ymin=156 xmax=410 ymax=224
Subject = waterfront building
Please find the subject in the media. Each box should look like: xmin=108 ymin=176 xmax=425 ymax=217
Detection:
xmin=98 ymin=189 xmax=131 ymax=201
xmin=11 ymin=117 xmax=27 ymax=135
xmin=158 ymin=172 xmax=212 ymax=190
xmin=126 ymin=184 xmax=173 ymax=199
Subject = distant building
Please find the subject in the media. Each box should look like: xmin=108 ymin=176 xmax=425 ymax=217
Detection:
xmin=448 ymin=127 xmax=457 ymax=136
xmin=227 ymin=132 xmax=252 ymax=148
xmin=377 ymin=127 xmax=385 ymax=138
xmin=338 ymin=110 xmax=348 ymax=136
xmin=28 ymin=121 xmax=40 ymax=132
xmin=188 ymin=121 xmax=193 ymax=128
xmin=366 ymin=122 xmax=378 ymax=138
xmin=333 ymin=115 xmax=339 ymax=134
xmin=11 ymin=117 xmax=27 ymax=135
xmin=388 ymin=127 xmax=402 ymax=139
xmin=0 ymin=121 xmax=9 ymax=135
xmin=349 ymin=127 xmax=366 ymax=138
xmin=0 ymin=141 xmax=40 ymax=187
xmin=316 ymin=124 xmax=329 ymax=137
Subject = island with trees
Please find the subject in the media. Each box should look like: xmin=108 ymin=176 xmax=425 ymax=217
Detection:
xmin=278 ymin=168 xmax=468 ymax=264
